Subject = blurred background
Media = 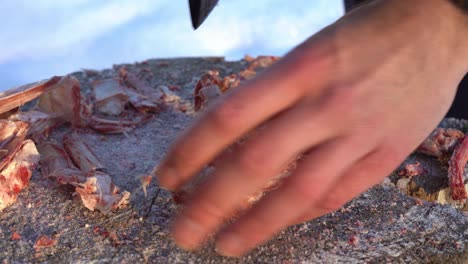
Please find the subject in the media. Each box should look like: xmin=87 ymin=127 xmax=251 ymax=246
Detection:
xmin=0 ymin=0 xmax=343 ymax=90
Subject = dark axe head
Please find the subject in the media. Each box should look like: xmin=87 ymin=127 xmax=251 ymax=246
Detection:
xmin=189 ymin=0 xmax=219 ymax=29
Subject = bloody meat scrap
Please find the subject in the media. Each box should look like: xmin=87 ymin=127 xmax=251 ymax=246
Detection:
xmin=120 ymin=67 xmax=176 ymax=111
xmin=193 ymin=70 xmax=244 ymax=111
xmin=124 ymin=87 xmax=160 ymax=113
xmin=39 ymin=141 xmax=129 ymax=214
xmin=119 ymin=67 xmax=176 ymax=107
xmin=34 ymin=235 xmax=58 ymax=251
xmin=156 ymin=85 xmax=180 ymax=103
xmin=37 ymin=142 xmax=77 ymax=180
xmin=417 ymin=128 xmax=464 ymax=158
xmin=0 ymin=77 xmax=62 ymax=115
xmin=74 ymin=171 xmax=130 ymax=214
xmin=37 ymin=75 xmax=86 ymax=127
xmin=0 ymin=121 xmax=30 ymax=171
xmin=63 ymin=134 xmax=104 ymax=172
xmin=194 ymin=71 xmax=223 ymax=111
xmin=93 ymin=79 xmax=129 ymax=116
xmin=88 ymin=114 xmax=152 ymax=134
xmin=194 ymin=84 xmax=223 ymax=111
xmin=0 ymin=140 xmax=39 ymax=211
xmin=8 ymin=111 xmax=62 ymax=141
xmin=448 ymin=133 xmax=468 ymax=200
xmin=244 ymin=55 xmax=280 ymax=70
xmin=48 ymin=168 xmax=130 ymax=213
xmin=86 ymin=69 xmax=160 ymax=132
xmin=416 ymin=128 xmax=467 ymax=201
xmin=0 ymin=121 xmax=21 ymax=149
xmin=193 ymin=65 xmax=261 ymax=112
xmin=1 ymin=75 xmax=89 ymax=141
xmin=398 ymin=162 xmax=428 ymax=178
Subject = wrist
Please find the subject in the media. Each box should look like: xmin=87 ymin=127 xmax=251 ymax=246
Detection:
xmin=381 ymin=0 xmax=468 ymax=70
xmin=380 ymin=0 xmax=468 ymax=88
xmin=402 ymin=0 xmax=468 ymax=73
xmin=443 ymin=0 xmax=468 ymax=72
xmin=418 ymin=0 xmax=468 ymax=73
xmin=393 ymin=0 xmax=468 ymax=72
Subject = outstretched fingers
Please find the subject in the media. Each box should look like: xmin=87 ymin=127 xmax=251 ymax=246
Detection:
xmin=214 ymin=132 xmax=377 ymax=257
xmin=169 ymin=99 xmax=342 ymax=250
xmin=293 ymin=142 xmax=407 ymax=225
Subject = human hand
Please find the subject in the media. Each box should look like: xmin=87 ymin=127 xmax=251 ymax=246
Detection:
xmin=156 ymin=0 xmax=468 ymax=257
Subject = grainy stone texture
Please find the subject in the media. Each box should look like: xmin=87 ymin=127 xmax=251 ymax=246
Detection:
xmin=0 ymin=58 xmax=466 ymax=263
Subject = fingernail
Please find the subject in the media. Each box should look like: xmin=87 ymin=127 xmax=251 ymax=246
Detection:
xmin=155 ymin=166 xmax=179 ymax=191
xmin=172 ymin=217 xmax=205 ymax=251
xmin=215 ymin=232 xmax=244 ymax=257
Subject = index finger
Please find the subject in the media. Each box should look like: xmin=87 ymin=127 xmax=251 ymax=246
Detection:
xmin=156 ymin=38 xmax=333 ymax=191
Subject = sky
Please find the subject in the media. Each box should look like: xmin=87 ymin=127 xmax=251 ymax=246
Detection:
xmin=0 ymin=0 xmax=344 ymax=90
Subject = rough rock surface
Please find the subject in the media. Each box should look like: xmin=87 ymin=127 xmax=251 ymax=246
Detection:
xmin=0 ymin=58 xmax=466 ymax=263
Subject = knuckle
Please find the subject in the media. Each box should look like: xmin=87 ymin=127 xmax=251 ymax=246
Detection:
xmin=325 ymin=88 xmax=358 ymax=113
xmin=236 ymin=146 xmax=271 ymax=178
xmin=316 ymin=193 xmax=348 ymax=212
xmin=191 ymin=199 xmax=225 ymax=225
xmin=319 ymin=89 xmax=362 ymax=129
xmin=378 ymin=142 xmax=407 ymax=165
xmin=290 ymin=179 xmax=324 ymax=203
xmin=208 ymin=100 xmax=245 ymax=134
xmin=168 ymin=148 xmax=199 ymax=172
xmin=238 ymin=218 xmax=273 ymax=242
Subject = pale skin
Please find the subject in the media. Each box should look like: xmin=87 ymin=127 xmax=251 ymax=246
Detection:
xmin=156 ymin=0 xmax=468 ymax=257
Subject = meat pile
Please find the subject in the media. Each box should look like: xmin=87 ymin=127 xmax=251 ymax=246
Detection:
xmin=193 ymin=55 xmax=277 ymax=111
xmin=0 ymin=121 xmax=39 ymax=211
xmin=0 ymin=67 xmax=179 ymax=213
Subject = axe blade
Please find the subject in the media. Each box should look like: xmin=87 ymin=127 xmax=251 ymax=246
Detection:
xmin=189 ymin=0 xmax=219 ymax=29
